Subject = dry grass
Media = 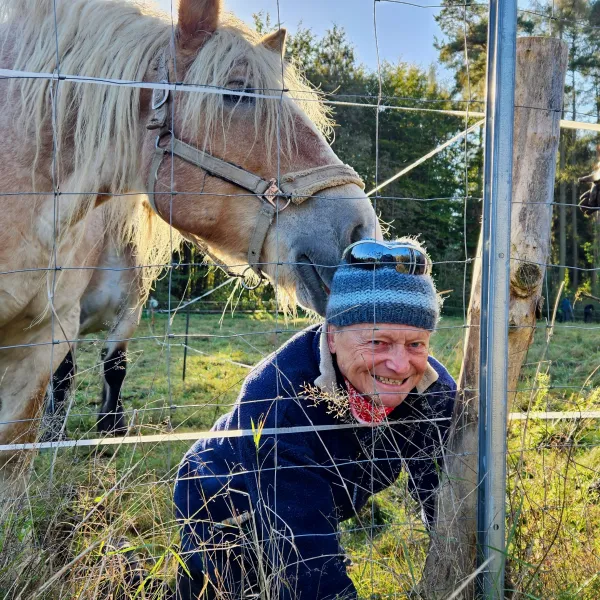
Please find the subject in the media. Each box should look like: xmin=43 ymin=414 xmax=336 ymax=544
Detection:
xmin=0 ymin=313 xmax=598 ymax=599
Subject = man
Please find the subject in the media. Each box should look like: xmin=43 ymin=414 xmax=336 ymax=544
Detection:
xmin=174 ymin=239 xmax=456 ymax=599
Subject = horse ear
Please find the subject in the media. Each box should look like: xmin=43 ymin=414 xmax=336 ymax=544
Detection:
xmin=177 ymin=0 xmax=221 ymax=54
xmin=261 ymin=28 xmax=287 ymax=57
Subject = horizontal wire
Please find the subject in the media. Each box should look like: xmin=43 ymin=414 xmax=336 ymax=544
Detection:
xmin=0 ymin=67 xmax=486 ymax=109
xmin=8 ymin=380 xmax=600 ymax=426
xmin=0 ymin=417 xmax=453 ymax=452
xmin=379 ymin=0 xmax=600 ymax=36
xmin=377 ymin=0 xmax=485 ymax=6
xmin=0 ymin=187 xmax=592 ymax=209
xmin=9 ymin=407 xmax=600 ymax=452
xmin=8 ymin=255 xmax=600 ymax=277
xmin=0 ymin=190 xmax=482 ymax=201
xmin=0 ymin=187 xmax=592 ymax=211
xmin=0 ymin=258 xmax=477 ymax=277
xmin=0 ymin=67 xmax=598 ymax=132
xmin=20 ymin=444 xmax=600 ymax=487
xmin=4 ymin=319 xmax=600 ymax=351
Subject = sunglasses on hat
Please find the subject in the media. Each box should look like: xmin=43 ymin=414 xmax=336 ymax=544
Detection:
xmin=341 ymin=240 xmax=431 ymax=275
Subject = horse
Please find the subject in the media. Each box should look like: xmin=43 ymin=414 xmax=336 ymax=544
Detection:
xmin=43 ymin=200 xmax=174 ymax=440
xmin=0 ymin=0 xmax=379 ymax=497
xmin=580 ymin=163 xmax=600 ymax=213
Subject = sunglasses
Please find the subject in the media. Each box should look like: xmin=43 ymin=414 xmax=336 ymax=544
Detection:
xmin=341 ymin=241 xmax=431 ymax=275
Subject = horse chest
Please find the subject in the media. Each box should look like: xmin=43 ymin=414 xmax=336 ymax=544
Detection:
xmin=0 ymin=222 xmax=103 ymax=328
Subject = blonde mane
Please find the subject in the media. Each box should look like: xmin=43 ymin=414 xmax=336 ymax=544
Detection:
xmin=2 ymin=0 xmax=332 ymax=300
xmin=179 ymin=14 xmax=333 ymax=157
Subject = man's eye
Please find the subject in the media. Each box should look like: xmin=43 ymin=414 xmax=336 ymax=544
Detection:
xmin=409 ymin=342 xmax=425 ymax=349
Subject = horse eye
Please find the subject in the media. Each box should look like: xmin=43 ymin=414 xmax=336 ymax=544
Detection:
xmin=222 ymin=86 xmax=255 ymax=105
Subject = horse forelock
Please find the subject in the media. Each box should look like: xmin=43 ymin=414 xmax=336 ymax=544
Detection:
xmin=180 ymin=14 xmax=333 ymax=159
xmin=6 ymin=0 xmax=332 ymax=185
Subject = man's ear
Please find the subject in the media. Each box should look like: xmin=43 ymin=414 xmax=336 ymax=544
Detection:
xmin=326 ymin=324 xmax=337 ymax=354
xmin=176 ymin=0 xmax=221 ymax=56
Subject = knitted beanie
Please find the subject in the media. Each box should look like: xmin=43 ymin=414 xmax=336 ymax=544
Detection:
xmin=325 ymin=239 xmax=440 ymax=330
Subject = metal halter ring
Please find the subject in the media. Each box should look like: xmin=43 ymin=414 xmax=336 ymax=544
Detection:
xmin=240 ymin=267 xmax=264 ymax=291
xmin=262 ymin=178 xmax=291 ymax=211
xmin=155 ymin=130 xmax=172 ymax=150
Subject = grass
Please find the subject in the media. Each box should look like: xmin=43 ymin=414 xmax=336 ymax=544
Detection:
xmin=1 ymin=312 xmax=600 ymax=598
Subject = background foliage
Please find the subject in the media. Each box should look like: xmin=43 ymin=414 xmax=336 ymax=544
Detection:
xmin=157 ymin=1 xmax=600 ymax=318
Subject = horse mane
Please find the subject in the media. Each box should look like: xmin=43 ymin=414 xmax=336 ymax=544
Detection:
xmin=179 ymin=14 xmax=333 ymax=157
xmin=4 ymin=0 xmax=176 ymax=301
xmin=2 ymin=0 xmax=332 ymax=301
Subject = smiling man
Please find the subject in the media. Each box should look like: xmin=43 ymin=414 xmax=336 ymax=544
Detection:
xmin=174 ymin=239 xmax=456 ymax=600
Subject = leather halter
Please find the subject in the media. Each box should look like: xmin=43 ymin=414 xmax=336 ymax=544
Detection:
xmin=145 ymin=53 xmax=365 ymax=281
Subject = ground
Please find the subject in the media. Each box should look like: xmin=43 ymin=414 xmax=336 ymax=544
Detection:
xmin=1 ymin=312 xmax=600 ymax=599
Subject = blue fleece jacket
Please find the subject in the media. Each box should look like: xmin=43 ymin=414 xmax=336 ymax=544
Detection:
xmin=174 ymin=324 xmax=456 ymax=599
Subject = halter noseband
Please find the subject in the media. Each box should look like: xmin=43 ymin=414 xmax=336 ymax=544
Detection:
xmin=145 ymin=53 xmax=365 ymax=282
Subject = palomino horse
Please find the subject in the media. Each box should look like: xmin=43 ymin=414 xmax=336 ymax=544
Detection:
xmin=0 ymin=0 xmax=379 ymax=496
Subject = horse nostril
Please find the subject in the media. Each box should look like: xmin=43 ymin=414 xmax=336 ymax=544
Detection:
xmin=349 ymin=224 xmax=366 ymax=245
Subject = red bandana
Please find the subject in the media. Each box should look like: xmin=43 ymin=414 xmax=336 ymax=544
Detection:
xmin=345 ymin=379 xmax=394 ymax=424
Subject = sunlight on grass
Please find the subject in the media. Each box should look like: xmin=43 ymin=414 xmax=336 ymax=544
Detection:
xmin=1 ymin=313 xmax=599 ymax=598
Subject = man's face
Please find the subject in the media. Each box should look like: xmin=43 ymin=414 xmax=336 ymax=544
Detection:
xmin=327 ymin=322 xmax=431 ymax=409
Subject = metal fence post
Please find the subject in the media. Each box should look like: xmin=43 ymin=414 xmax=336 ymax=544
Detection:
xmin=477 ymin=0 xmax=517 ymax=596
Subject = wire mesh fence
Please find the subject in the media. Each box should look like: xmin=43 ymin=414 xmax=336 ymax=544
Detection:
xmin=0 ymin=0 xmax=599 ymax=599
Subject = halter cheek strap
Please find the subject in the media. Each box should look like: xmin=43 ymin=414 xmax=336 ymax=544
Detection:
xmin=145 ymin=52 xmax=365 ymax=280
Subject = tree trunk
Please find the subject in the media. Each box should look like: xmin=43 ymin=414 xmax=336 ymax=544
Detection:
xmin=593 ymin=212 xmax=600 ymax=297
xmin=571 ymin=188 xmax=579 ymax=290
xmin=557 ymin=26 xmax=566 ymax=300
xmin=570 ymin=68 xmax=578 ymax=291
xmin=559 ymin=139 xmax=566 ymax=292
xmin=419 ymin=37 xmax=568 ymax=599
xmin=594 ymin=140 xmax=600 ymax=297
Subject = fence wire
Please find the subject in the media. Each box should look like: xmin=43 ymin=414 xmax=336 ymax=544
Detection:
xmin=0 ymin=0 xmax=598 ymax=599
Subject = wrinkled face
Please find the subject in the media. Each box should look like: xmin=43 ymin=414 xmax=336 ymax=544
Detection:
xmin=327 ymin=322 xmax=431 ymax=409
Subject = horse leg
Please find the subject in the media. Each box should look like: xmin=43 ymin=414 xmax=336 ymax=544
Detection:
xmin=97 ymin=343 xmax=128 ymax=436
xmin=96 ymin=302 xmax=142 ymax=436
xmin=41 ymin=349 xmax=76 ymax=442
xmin=0 ymin=336 xmax=73 ymax=499
xmin=0 ymin=380 xmax=49 ymax=500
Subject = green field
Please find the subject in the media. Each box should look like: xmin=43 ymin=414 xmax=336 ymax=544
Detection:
xmin=2 ymin=313 xmax=600 ymax=599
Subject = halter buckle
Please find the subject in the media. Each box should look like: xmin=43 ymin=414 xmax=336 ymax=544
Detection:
xmin=262 ymin=178 xmax=291 ymax=211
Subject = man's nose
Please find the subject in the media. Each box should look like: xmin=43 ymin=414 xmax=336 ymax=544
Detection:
xmin=386 ymin=347 xmax=411 ymax=374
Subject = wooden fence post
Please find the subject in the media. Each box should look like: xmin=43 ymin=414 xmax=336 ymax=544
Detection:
xmin=419 ymin=37 xmax=568 ymax=599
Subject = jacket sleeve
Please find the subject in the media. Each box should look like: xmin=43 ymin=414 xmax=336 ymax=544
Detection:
xmin=241 ymin=411 xmax=357 ymax=600
xmin=402 ymin=382 xmax=456 ymax=528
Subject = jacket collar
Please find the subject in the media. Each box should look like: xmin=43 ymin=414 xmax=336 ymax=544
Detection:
xmin=314 ymin=323 xmax=439 ymax=396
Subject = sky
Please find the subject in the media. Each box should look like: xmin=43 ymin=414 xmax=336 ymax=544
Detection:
xmin=156 ymin=0 xmax=446 ymax=77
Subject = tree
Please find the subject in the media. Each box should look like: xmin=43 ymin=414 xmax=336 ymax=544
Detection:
xmin=253 ymin=15 xmax=472 ymax=301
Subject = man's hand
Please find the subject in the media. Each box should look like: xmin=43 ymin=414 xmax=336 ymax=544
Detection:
xmin=579 ymin=169 xmax=600 ymax=215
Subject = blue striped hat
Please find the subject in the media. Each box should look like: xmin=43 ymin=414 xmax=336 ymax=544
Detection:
xmin=325 ymin=239 xmax=439 ymax=330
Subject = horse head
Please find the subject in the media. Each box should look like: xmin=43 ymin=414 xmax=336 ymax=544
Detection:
xmin=143 ymin=0 xmax=380 ymax=315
